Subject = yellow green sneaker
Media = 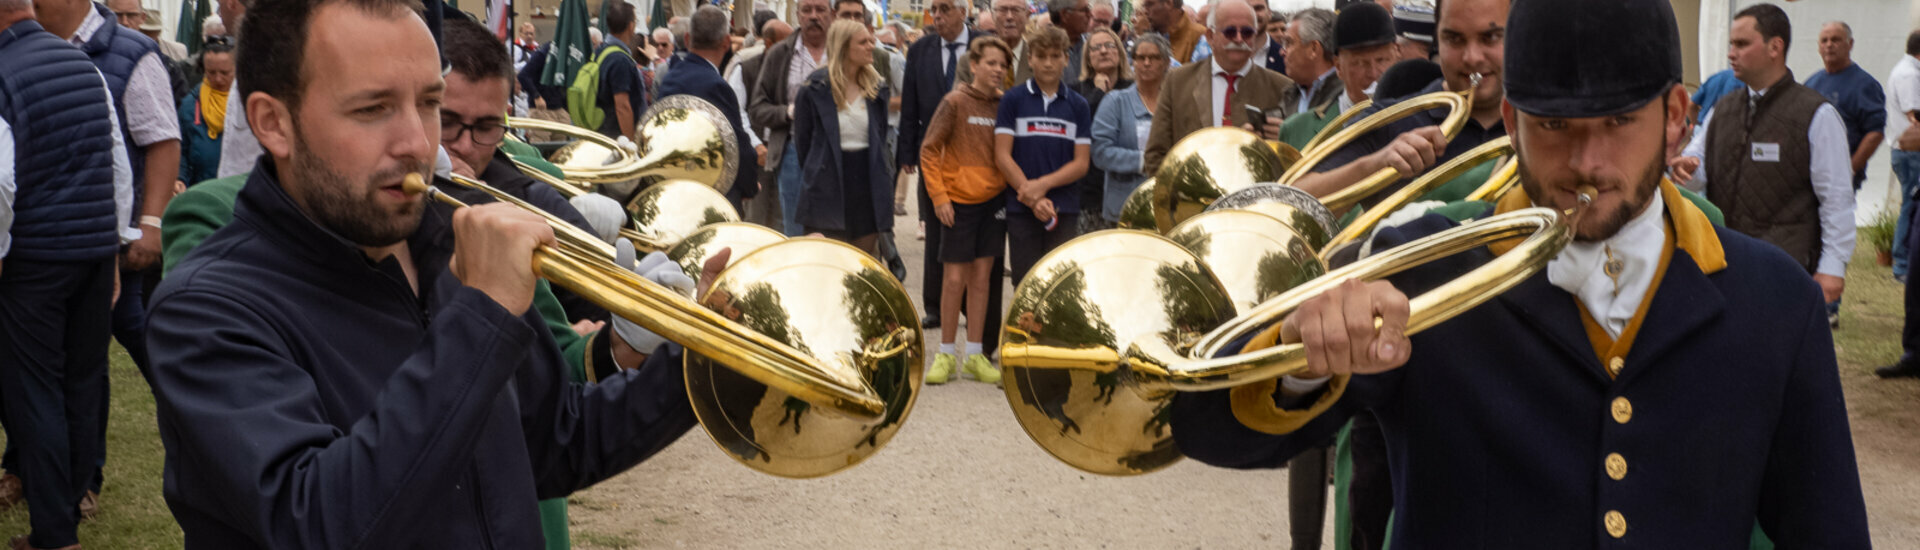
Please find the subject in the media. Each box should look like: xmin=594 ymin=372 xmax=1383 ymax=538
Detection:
xmin=962 ymin=354 xmax=1001 ymax=384
xmin=926 ymin=353 xmax=956 ymax=385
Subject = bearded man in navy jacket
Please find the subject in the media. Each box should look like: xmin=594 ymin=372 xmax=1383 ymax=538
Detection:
xmin=145 ymin=0 xmax=702 ymax=546
xmin=1170 ymin=0 xmax=1870 ymax=546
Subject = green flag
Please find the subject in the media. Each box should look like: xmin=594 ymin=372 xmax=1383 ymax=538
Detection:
xmin=540 ymin=0 xmax=594 ymax=87
xmin=175 ymin=0 xmax=210 ymax=56
xmin=597 ymin=0 xmax=612 ymax=34
xmin=648 ymin=0 xmax=670 ymax=35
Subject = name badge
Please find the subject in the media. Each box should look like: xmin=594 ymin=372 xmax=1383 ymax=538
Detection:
xmin=1751 ymin=142 xmax=1781 ymax=162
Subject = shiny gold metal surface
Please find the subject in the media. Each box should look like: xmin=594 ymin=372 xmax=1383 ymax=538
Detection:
xmin=1321 ymin=136 xmax=1514 ymax=254
xmin=1117 ymin=178 xmax=1159 ymax=231
xmin=1002 ymin=205 xmax=1579 ymax=474
xmin=1605 ymin=453 xmax=1627 ymax=480
xmin=1605 ymin=511 xmax=1627 ymax=538
xmin=405 ymin=175 xmax=914 ymax=479
xmin=506 ymin=94 xmax=739 ymax=190
xmin=1611 ymin=397 xmax=1633 ymax=424
xmin=1000 ymin=230 xmax=1237 ymax=475
xmin=1204 ymin=184 xmax=1337 ymax=250
xmin=686 ymin=238 xmax=923 ymax=477
xmin=665 ymin=222 xmax=787 ymax=281
xmin=1299 ymin=99 xmax=1372 ymax=153
xmin=1607 ymin=356 xmax=1625 ymax=378
xmin=627 ymin=180 xmax=741 ymax=251
xmin=445 ymin=174 xmax=616 ymax=261
xmin=1167 ymin=210 xmax=1326 ymax=311
xmin=1152 ymin=127 xmax=1295 ymax=233
xmin=1278 ymin=78 xmax=1479 ymax=212
xmin=1462 ymin=153 xmax=1521 ymax=203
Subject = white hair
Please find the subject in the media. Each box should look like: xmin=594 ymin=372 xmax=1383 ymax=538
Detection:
xmin=202 ymin=15 xmax=226 ymax=36
xmin=589 ymin=27 xmax=605 ymax=47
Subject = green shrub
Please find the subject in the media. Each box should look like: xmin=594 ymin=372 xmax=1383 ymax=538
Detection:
xmin=1862 ymin=208 xmax=1899 ymax=253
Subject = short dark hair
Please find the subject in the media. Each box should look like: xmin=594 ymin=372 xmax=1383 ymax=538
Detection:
xmin=689 ymin=5 xmax=729 ymax=50
xmin=237 ymin=0 xmax=426 ymax=111
xmin=834 ymin=0 xmax=866 ymax=17
xmin=1908 ymin=29 xmax=1920 ymax=56
xmin=196 ymin=39 xmax=235 ymax=73
xmin=1735 ymin=3 xmax=1792 ymax=52
xmin=443 ymin=17 xmax=513 ymax=83
xmin=606 ymin=0 xmax=636 ymax=35
xmin=752 ymin=9 xmax=778 ymax=37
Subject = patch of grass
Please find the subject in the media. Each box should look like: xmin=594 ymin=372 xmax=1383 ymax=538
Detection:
xmin=0 ymin=345 xmax=183 ymax=548
xmin=575 ymin=530 xmax=639 ymax=549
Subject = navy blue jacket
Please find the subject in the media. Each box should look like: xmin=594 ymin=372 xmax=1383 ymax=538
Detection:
xmin=146 ymin=160 xmax=698 ymax=548
xmin=0 ymin=19 xmax=122 ymax=262
xmin=790 ymin=68 xmax=893 ymax=233
xmin=79 ymin=1 xmax=161 ymax=223
xmin=1171 ymin=210 xmax=1869 ymax=548
xmin=517 ymin=42 xmax=569 ymax=110
xmin=897 ymin=28 xmax=973 ymax=171
xmin=656 ymin=52 xmax=759 ymax=203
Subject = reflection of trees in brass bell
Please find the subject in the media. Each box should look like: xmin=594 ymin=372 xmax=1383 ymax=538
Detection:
xmin=629 ymin=187 xmax=662 ymax=226
xmin=1254 ymin=239 xmax=1325 ymax=305
xmin=1240 ymin=142 xmax=1278 ymax=179
xmin=731 ymin=282 xmax=810 ymax=356
xmin=1010 ymin=260 xmax=1118 ymax=436
xmin=1155 ymin=261 xmax=1219 ymax=351
xmin=1169 ymin=154 xmax=1216 ymax=224
xmin=779 ymin=396 xmax=809 ymax=434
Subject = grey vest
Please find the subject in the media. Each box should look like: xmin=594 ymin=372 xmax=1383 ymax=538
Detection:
xmin=1703 ymin=74 xmax=1825 ymax=273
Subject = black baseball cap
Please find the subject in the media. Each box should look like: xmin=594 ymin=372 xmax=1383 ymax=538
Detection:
xmin=1503 ymin=0 xmax=1683 ymax=118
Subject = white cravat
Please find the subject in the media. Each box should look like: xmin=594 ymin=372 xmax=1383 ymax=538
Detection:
xmin=1546 ymin=192 xmax=1667 ymax=339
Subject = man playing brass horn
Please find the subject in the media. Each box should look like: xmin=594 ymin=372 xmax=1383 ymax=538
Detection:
xmin=1170 ymin=0 xmax=1870 ymax=546
xmin=144 ymin=0 xmax=705 ymax=545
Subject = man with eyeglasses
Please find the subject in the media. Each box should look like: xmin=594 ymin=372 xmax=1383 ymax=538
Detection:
xmin=988 ymin=0 xmax=1028 ymax=88
xmin=749 ymin=0 xmax=834 ymax=236
xmin=1141 ymin=0 xmax=1297 ymax=175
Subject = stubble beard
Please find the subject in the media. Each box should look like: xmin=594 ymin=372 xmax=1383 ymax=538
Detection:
xmin=287 ymin=127 xmax=425 ymax=248
xmin=1516 ymin=134 xmax=1666 ymax=243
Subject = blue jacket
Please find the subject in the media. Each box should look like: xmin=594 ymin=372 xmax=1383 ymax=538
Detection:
xmin=0 ymin=19 xmax=122 ymax=262
xmin=79 ymin=1 xmax=161 ymax=220
xmin=656 ymin=53 xmax=759 ymax=203
xmin=176 ymin=85 xmax=222 ymax=187
xmin=791 ymin=68 xmax=893 ymax=233
xmin=897 ymin=29 xmax=972 ymax=172
xmin=1089 ymin=84 xmax=1153 ymax=222
xmin=1171 ymin=208 xmax=1869 ymax=547
xmin=146 ymin=160 xmax=698 ymax=548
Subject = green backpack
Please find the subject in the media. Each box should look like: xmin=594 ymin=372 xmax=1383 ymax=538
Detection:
xmin=566 ymin=44 xmax=626 ymax=132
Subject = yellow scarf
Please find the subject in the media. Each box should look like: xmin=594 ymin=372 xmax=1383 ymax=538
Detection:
xmin=199 ymin=81 xmax=228 ymax=140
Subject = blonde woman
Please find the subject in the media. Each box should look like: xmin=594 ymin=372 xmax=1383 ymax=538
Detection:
xmin=792 ymin=19 xmax=895 ymax=256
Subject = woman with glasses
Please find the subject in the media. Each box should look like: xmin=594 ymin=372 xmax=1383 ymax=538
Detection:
xmin=791 ymin=20 xmax=895 ymax=256
xmin=1071 ymin=27 xmax=1132 ymax=231
xmin=176 ymin=38 xmax=236 ymax=189
xmin=1089 ymin=34 xmax=1169 ymax=227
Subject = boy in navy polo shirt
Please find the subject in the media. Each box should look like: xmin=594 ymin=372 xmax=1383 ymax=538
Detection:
xmin=994 ymin=26 xmax=1092 ymax=288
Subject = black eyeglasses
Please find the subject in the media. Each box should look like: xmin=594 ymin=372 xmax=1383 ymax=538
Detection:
xmin=1216 ymin=25 xmax=1258 ymax=41
xmin=441 ymin=117 xmax=506 ymax=146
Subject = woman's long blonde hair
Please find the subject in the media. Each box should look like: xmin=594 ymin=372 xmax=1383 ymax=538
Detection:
xmin=826 ymin=19 xmax=881 ymax=109
xmin=1080 ymin=27 xmax=1132 ymax=83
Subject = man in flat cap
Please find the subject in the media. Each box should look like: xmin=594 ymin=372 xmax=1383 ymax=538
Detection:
xmin=1169 ymin=0 xmax=1870 ymax=546
xmin=1278 ymin=2 xmax=1400 ymax=151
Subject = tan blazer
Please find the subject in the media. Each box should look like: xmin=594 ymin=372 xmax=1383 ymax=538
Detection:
xmin=1141 ymin=60 xmax=1299 ymax=176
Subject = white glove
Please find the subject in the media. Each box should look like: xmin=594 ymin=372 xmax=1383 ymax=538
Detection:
xmin=614 ymin=135 xmax=639 ymax=155
xmin=433 ymin=146 xmax=453 ymax=179
xmin=568 ymin=194 xmax=628 ymax=245
xmin=610 ymin=240 xmax=697 ymax=357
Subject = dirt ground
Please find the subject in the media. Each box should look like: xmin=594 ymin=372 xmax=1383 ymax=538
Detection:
xmin=569 ymin=199 xmax=1920 ymax=549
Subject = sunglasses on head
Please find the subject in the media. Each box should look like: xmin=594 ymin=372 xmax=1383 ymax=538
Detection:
xmin=1217 ymin=25 xmax=1258 ymax=41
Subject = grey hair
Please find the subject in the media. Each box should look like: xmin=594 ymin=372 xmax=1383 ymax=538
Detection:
xmin=1824 ymin=21 xmax=1853 ymax=41
xmin=203 ymin=15 xmax=227 ymax=36
xmin=1046 ymin=0 xmax=1079 ymax=15
xmin=668 ymin=17 xmax=690 ymax=46
xmin=1205 ymin=0 xmax=1250 ymax=29
xmin=1131 ymin=32 xmax=1171 ymax=60
xmin=1291 ymin=7 xmax=1334 ymax=61
xmin=689 ymin=5 xmax=729 ymax=50
xmin=0 ymin=0 xmax=28 ymax=12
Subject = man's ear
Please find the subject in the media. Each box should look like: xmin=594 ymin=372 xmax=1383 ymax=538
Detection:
xmin=1500 ymin=98 xmax=1518 ymax=142
xmin=1663 ymin=83 xmax=1689 ymax=154
xmin=247 ymin=91 xmax=295 ymax=160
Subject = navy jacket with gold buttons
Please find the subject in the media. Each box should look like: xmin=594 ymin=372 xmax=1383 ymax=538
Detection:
xmin=1171 ymin=202 xmax=1869 ymax=548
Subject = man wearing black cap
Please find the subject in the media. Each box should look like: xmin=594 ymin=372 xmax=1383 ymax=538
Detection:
xmin=1169 ymin=0 xmax=1869 ymax=545
xmin=1277 ymin=3 xmax=1399 ymax=151
xmin=1289 ymin=0 xmax=1509 ymax=210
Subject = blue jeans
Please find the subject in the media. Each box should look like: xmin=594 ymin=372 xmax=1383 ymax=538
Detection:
xmin=778 ymin=141 xmax=805 ymax=237
xmin=1891 ymin=150 xmax=1920 ymax=277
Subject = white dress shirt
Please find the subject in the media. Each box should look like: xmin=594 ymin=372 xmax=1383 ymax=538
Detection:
xmin=1548 ymin=191 xmax=1667 ymax=339
xmin=217 ymin=82 xmax=261 ymax=178
xmin=1680 ymin=88 xmax=1855 ymax=278
xmin=0 ymin=70 xmax=137 ymax=258
xmin=724 ymin=62 xmax=765 ymax=148
xmin=940 ymin=29 xmax=972 ymax=77
xmin=1887 ymin=55 xmax=1920 ymax=151
xmin=70 ymin=7 xmax=180 ymax=149
xmin=838 ymin=100 xmax=870 ymax=151
xmin=1210 ymin=58 xmax=1254 ymax=128
xmin=1297 ymin=68 xmax=1336 ymax=115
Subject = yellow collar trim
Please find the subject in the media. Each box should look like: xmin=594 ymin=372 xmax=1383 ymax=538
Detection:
xmin=1487 ymin=178 xmax=1724 ymax=274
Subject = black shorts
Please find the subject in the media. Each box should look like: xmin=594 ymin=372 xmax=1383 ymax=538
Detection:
xmin=938 ymin=200 xmax=1007 ymax=263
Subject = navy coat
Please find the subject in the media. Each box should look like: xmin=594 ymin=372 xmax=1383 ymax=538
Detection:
xmin=656 ymin=52 xmax=759 ymax=204
xmin=897 ymin=28 xmax=975 ymax=172
xmin=1171 ymin=207 xmax=1869 ymax=548
xmin=790 ymin=68 xmax=893 ymax=234
xmin=146 ymin=160 xmax=699 ymax=548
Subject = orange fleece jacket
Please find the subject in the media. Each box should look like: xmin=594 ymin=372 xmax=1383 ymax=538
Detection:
xmin=919 ymin=84 xmax=1007 ymax=207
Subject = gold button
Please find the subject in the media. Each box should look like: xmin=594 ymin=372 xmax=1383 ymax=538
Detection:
xmin=1607 ymin=357 xmax=1625 ymax=377
xmin=1605 ymin=510 xmax=1627 ymax=538
xmin=1611 ymin=397 xmax=1632 ymax=424
xmin=1605 ymin=453 xmax=1627 ymax=480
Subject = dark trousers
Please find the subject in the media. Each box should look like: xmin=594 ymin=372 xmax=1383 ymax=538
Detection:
xmin=0 ymin=257 xmax=114 ymax=548
xmin=1007 ymin=212 xmax=1081 ymax=284
xmin=1346 ymin=411 xmax=1393 ymax=550
xmin=1903 ymin=219 xmax=1920 ymax=363
xmin=920 ymin=181 xmax=1004 ymax=350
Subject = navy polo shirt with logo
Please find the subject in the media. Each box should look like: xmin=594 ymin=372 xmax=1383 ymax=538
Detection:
xmin=995 ymin=79 xmax=1094 ymax=215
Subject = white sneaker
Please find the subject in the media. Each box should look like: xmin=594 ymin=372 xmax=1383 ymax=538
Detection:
xmin=916 ymin=221 xmax=926 ymax=240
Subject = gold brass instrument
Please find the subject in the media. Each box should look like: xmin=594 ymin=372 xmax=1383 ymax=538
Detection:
xmin=1000 ymin=197 xmax=1585 ymax=475
xmin=505 ymin=95 xmax=739 ymax=192
xmin=405 ymin=174 xmax=923 ymax=478
xmin=1150 ymin=127 xmax=1299 ymax=233
xmin=1298 ymin=99 xmax=1372 ymax=153
xmin=1275 ymin=76 xmax=1480 ymax=213
xmin=1463 ymin=153 xmax=1521 ymax=203
xmin=1320 ymin=136 xmax=1514 ymax=255
xmin=626 ymin=180 xmax=742 ymax=251
xmin=1116 ymin=178 xmax=1159 ymax=231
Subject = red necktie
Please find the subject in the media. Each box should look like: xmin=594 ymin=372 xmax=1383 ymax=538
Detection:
xmin=1219 ymin=72 xmax=1240 ymax=126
